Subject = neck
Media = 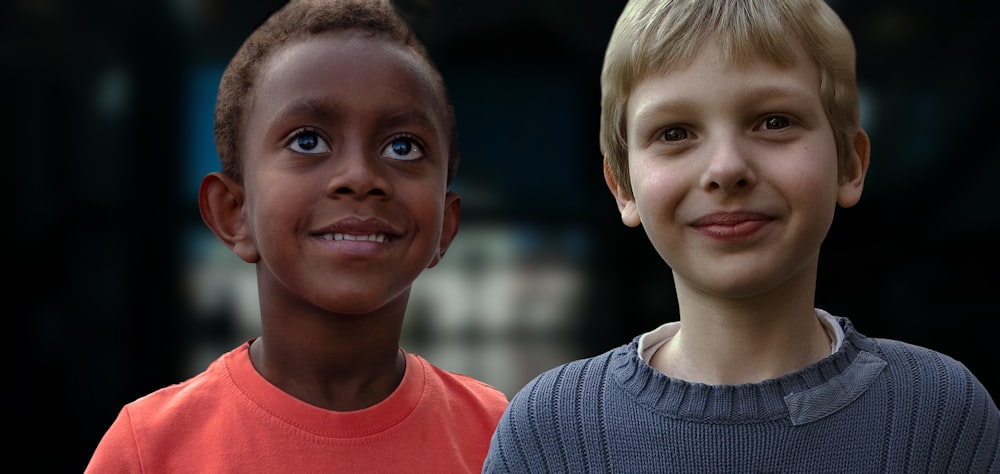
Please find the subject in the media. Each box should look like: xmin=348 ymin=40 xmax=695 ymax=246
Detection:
xmin=250 ymin=294 xmax=408 ymax=411
xmin=652 ymin=267 xmax=830 ymax=385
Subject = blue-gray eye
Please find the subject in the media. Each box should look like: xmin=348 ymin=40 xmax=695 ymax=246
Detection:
xmin=381 ymin=136 xmax=424 ymax=161
xmin=289 ymin=130 xmax=330 ymax=154
xmin=391 ymin=140 xmax=411 ymax=155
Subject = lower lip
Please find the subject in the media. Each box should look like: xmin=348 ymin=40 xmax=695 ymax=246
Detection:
xmin=693 ymin=220 xmax=771 ymax=241
xmin=314 ymin=236 xmax=390 ymax=257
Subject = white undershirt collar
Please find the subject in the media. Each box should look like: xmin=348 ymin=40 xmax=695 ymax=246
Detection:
xmin=638 ymin=308 xmax=845 ymax=363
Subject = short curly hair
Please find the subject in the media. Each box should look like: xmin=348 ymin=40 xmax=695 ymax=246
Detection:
xmin=213 ymin=0 xmax=459 ymax=184
xmin=601 ymin=0 xmax=859 ymax=199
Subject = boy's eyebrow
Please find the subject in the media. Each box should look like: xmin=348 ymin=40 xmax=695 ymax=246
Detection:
xmin=631 ymin=84 xmax=819 ymax=122
xmin=742 ymin=84 xmax=819 ymax=107
xmin=380 ymin=108 xmax=440 ymax=132
xmin=630 ymin=99 xmax=699 ymax=123
xmin=270 ymin=99 xmax=338 ymax=124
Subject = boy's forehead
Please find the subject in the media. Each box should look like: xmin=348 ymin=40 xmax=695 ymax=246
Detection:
xmin=253 ymin=32 xmax=450 ymax=123
xmin=634 ymin=39 xmax=817 ymax=92
xmin=680 ymin=38 xmax=810 ymax=72
xmin=267 ymin=32 xmax=440 ymax=88
xmin=628 ymin=43 xmax=822 ymax=114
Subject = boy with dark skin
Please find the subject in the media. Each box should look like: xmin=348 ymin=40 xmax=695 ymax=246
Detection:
xmin=87 ymin=1 xmax=507 ymax=471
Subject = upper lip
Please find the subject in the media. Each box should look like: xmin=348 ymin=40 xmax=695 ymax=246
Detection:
xmin=690 ymin=211 xmax=773 ymax=226
xmin=310 ymin=217 xmax=403 ymax=239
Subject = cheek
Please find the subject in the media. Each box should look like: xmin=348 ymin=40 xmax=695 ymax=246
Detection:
xmin=241 ymin=195 xmax=274 ymax=251
xmin=629 ymin=159 xmax=687 ymax=212
xmin=783 ymin=150 xmax=841 ymax=203
xmin=244 ymin=181 xmax=306 ymax=238
xmin=397 ymin=182 xmax=448 ymax=240
xmin=415 ymin=197 xmax=446 ymax=239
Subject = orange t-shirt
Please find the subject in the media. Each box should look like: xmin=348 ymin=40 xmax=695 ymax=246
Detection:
xmin=86 ymin=341 xmax=508 ymax=473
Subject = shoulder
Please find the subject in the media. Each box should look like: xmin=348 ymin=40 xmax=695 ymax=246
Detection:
xmin=97 ymin=340 xmax=259 ymax=442
xmin=867 ymin=337 xmax=983 ymax=387
xmin=503 ymin=344 xmax=626 ymax=422
xmin=865 ymin=336 xmax=998 ymax=416
xmin=115 ymin=345 xmax=239 ymax=430
xmin=483 ymin=345 xmax=630 ymax=473
xmin=858 ymin=336 xmax=1000 ymax=467
xmin=840 ymin=318 xmax=988 ymax=399
xmin=413 ymin=354 xmax=509 ymax=419
xmin=86 ymin=345 xmax=242 ymax=472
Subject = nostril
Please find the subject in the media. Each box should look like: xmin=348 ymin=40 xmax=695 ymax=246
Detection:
xmin=330 ymin=185 xmax=389 ymax=197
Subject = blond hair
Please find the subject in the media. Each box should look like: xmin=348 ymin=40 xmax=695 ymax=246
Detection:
xmin=600 ymin=0 xmax=858 ymax=197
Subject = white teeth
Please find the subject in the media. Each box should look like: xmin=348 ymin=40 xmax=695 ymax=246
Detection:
xmin=321 ymin=233 xmax=386 ymax=243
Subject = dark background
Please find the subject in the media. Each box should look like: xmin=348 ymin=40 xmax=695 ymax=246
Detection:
xmin=4 ymin=1 xmax=997 ymax=471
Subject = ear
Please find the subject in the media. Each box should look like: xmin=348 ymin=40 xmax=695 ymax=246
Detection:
xmin=837 ymin=129 xmax=871 ymax=208
xmin=198 ymin=172 xmax=260 ymax=263
xmin=428 ymin=191 xmax=461 ymax=268
xmin=603 ymin=156 xmax=641 ymax=227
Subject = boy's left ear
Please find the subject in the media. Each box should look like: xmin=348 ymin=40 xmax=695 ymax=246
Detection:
xmin=837 ymin=129 xmax=871 ymax=208
xmin=428 ymin=192 xmax=461 ymax=268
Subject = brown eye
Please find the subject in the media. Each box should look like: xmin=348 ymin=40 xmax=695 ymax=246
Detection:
xmin=763 ymin=116 xmax=791 ymax=130
xmin=662 ymin=127 xmax=688 ymax=141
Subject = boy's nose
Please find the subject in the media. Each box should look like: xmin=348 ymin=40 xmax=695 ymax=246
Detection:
xmin=699 ymin=136 xmax=755 ymax=193
xmin=325 ymin=147 xmax=391 ymax=198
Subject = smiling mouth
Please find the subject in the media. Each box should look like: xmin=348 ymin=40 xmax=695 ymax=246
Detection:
xmin=320 ymin=233 xmax=388 ymax=243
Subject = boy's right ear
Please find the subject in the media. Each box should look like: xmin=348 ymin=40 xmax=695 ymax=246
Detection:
xmin=198 ymin=172 xmax=260 ymax=263
xmin=603 ymin=156 xmax=641 ymax=227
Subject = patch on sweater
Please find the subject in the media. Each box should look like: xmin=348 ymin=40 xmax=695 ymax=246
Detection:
xmin=783 ymin=351 xmax=886 ymax=425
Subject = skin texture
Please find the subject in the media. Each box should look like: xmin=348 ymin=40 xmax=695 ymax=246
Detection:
xmin=605 ymin=40 xmax=870 ymax=385
xmin=198 ymin=31 xmax=460 ymax=410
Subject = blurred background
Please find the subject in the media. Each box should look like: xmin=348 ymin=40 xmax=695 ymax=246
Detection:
xmin=4 ymin=0 xmax=997 ymax=470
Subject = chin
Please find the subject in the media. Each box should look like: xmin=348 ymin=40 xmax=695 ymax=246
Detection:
xmin=316 ymin=289 xmax=408 ymax=316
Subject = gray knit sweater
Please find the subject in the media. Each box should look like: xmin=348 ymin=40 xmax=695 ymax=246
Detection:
xmin=483 ymin=317 xmax=999 ymax=473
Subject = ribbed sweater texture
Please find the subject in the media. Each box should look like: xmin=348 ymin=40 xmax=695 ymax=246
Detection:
xmin=484 ymin=316 xmax=999 ymax=473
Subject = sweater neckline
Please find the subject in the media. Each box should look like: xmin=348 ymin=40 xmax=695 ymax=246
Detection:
xmin=611 ymin=316 xmax=885 ymax=425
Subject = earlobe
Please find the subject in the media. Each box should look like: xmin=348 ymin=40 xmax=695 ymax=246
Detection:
xmin=428 ymin=192 xmax=461 ymax=268
xmin=198 ymin=172 xmax=260 ymax=263
xmin=837 ymin=129 xmax=871 ymax=208
xmin=603 ymin=157 xmax=641 ymax=227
